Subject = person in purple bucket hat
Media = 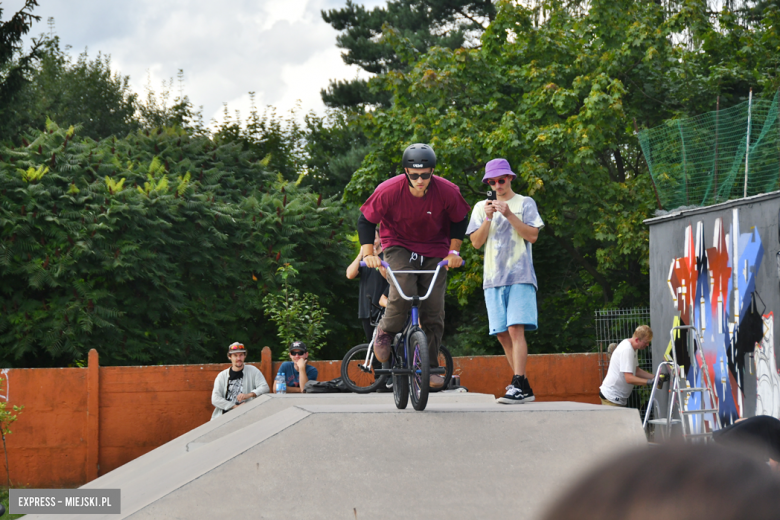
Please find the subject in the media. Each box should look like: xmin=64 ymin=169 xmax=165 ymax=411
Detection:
xmin=466 ymin=158 xmax=544 ymax=403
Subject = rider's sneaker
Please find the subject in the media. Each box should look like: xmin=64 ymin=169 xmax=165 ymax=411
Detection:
xmin=430 ymin=374 xmax=445 ymax=390
xmin=373 ymin=327 xmax=392 ymax=362
xmin=375 ymin=381 xmax=391 ymax=393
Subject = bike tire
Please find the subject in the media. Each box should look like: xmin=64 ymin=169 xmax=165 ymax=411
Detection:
xmin=393 ymin=342 xmax=409 ymax=409
xmin=409 ymin=330 xmax=430 ymax=411
xmin=341 ymin=343 xmax=386 ymax=394
xmin=393 ymin=372 xmax=409 ymax=409
xmin=430 ymin=345 xmax=454 ymax=393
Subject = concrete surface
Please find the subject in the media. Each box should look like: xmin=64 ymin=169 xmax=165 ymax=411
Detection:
xmin=73 ymin=392 xmax=495 ymax=495
xmin=26 ymin=396 xmax=646 ymax=520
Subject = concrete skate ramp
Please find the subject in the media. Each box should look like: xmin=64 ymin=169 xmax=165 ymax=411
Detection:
xmin=73 ymin=392 xmax=494 ymax=495
xmin=31 ymin=399 xmax=645 ymax=520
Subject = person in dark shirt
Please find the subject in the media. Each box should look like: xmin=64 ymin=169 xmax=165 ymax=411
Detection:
xmin=275 ymin=341 xmax=318 ymax=393
xmin=358 ymin=143 xmax=470 ymax=389
xmin=346 ymin=227 xmax=389 ymax=341
xmin=713 ymin=415 xmax=780 ymax=469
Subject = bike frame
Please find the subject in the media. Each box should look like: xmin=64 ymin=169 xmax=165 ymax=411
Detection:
xmin=357 ymin=312 xmax=381 ymax=374
xmin=361 ymin=259 xmax=454 ymax=374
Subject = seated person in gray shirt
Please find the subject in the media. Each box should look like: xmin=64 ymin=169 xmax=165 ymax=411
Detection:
xmin=211 ymin=342 xmax=270 ymax=420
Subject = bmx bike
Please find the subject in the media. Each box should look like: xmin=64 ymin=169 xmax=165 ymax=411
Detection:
xmin=340 ymin=306 xmax=454 ymax=394
xmin=349 ymin=259 xmax=457 ymax=411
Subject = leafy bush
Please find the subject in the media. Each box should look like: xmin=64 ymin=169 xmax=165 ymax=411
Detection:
xmin=263 ymin=264 xmax=330 ymax=359
xmin=0 ymin=121 xmax=354 ymax=366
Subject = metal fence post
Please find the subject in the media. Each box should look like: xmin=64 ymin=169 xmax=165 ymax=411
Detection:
xmin=744 ymin=88 xmax=752 ymax=198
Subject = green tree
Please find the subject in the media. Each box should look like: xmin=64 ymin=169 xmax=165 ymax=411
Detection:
xmin=0 ymin=121 xmax=356 ymax=367
xmin=137 ymin=70 xmax=206 ymax=135
xmin=303 ymin=109 xmax=370 ymax=198
xmin=212 ymin=95 xmax=307 ymax=184
xmin=321 ymin=0 xmax=496 ymax=108
xmin=0 ymin=0 xmax=43 ymax=129
xmin=211 ymin=95 xmax=370 ymax=198
xmin=1 ymin=35 xmax=138 ymax=143
xmin=345 ymin=0 xmax=780 ymax=354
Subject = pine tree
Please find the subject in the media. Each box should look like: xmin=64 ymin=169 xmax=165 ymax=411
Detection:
xmin=321 ymin=0 xmax=496 ymax=108
xmin=0 ymin=0 xmax=44 ymax=125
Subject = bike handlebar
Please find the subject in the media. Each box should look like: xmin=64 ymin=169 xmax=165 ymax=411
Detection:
xmin=360 ymin=260 xmax=391 ymax=268
xmin=359 ymin=258 xmax=465 ymax=302
xmin=359 ymin=259 xmax=462 ymax=269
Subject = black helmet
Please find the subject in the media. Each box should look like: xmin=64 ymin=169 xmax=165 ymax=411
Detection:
xmin=402 ymin=143 xmax=436 ymax=170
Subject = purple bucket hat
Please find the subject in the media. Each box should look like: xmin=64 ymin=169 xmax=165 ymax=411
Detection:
xmin=482 ymin=158 xmax=517 ymax=184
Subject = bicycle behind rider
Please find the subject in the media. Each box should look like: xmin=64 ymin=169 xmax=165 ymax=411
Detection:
xmin=359 ymin=143 xmax=470 ymax=389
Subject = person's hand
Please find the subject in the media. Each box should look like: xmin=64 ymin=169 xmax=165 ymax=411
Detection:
xmin=295 ymin=357 xmax=307 ymax=372
xmin=379 ymin=294 xmax=388 ymax=308
xmin=237 ymin=392 xmax=254 ymax=403
xmin=485 ymin=200 xmax=496 ymax=219
xmin=492 ymin=200 xmax=511 ymax=217
xmin=363 ymin=254 xmax=382 ymax=268
xmin=444 ymin=252 xmax=464 ymax=269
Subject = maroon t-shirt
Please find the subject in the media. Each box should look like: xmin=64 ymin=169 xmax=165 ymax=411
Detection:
xmin=361 ymin=174 xmax=471 ymax=258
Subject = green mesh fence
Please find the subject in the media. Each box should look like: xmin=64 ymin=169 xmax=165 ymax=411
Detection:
xmin=638 ymin=90 xmax=780 ymax=210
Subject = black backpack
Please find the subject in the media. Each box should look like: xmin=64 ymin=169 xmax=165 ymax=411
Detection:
xmin=303 ymin=377 xmax=351 ymax=393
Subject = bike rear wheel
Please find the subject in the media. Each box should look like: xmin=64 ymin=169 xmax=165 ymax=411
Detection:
xmin=430 ymin=345 xmax=454 ymax=393
xmin=409 ymin=330 xmax=430 ymax=411
xmin=341 ymin=343 xmax=386 ymax=394
xmin=393 ymin=372 xmax=409 ymax=409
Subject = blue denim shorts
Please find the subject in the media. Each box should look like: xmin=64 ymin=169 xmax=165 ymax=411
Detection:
xmin=484 ymin=284 xmax=538 ymax=335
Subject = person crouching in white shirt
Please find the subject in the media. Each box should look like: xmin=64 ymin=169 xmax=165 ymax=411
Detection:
xmin=599 ymin=325 xmax=656 ymax=407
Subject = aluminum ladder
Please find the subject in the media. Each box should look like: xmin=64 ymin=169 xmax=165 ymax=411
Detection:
xmin=643 ymin=324 xmax=721 ymax=441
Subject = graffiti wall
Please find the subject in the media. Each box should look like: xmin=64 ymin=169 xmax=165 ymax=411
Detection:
xmin=647 ymin=191 xmax=780 ymax=426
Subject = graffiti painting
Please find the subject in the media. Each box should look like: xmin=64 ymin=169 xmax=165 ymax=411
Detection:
xmin=755 ymin=313 xmax=780 ymax=418
xmin=667 ymin=208 xmax=770 ymax=426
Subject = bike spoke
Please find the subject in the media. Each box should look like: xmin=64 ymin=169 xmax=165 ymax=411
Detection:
xmin=412 ymin=345 xmax=422 ymax=398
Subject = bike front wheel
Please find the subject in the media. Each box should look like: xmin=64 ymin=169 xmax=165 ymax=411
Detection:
xmin=409 ymin=330 xmax=430 ymax=411
xmin=341 ymin=343 xmax=386 ymax=394
xmin=393 ymin=342 xmax=409 ymax=409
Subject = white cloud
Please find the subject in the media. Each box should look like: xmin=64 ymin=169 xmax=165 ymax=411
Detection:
xmin=260 ymin=0 xmax=310 ymax=31
xmin=6 ymin=0 xmax=387 ymax=123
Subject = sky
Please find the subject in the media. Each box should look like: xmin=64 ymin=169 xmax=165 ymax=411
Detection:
xmin=4 ymin=0 xmax=386 ymax=124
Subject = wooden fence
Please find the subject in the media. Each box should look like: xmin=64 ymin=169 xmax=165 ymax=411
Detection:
xmin=0 ymin=348 xmax=600 ymax=487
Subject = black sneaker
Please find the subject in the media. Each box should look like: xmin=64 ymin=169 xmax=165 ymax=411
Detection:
xmin=521 ymin=376 xmax=535 ymax=399
xmin=497 ymin=379 xmax=535 ymax=404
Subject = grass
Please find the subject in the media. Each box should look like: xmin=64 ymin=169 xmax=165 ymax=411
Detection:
xmin=0 ymin=487 xmax=26 ymax=518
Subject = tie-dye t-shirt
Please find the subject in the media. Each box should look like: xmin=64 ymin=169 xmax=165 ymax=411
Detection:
xmin=466 ymin=194 xmax=544 ymax=290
